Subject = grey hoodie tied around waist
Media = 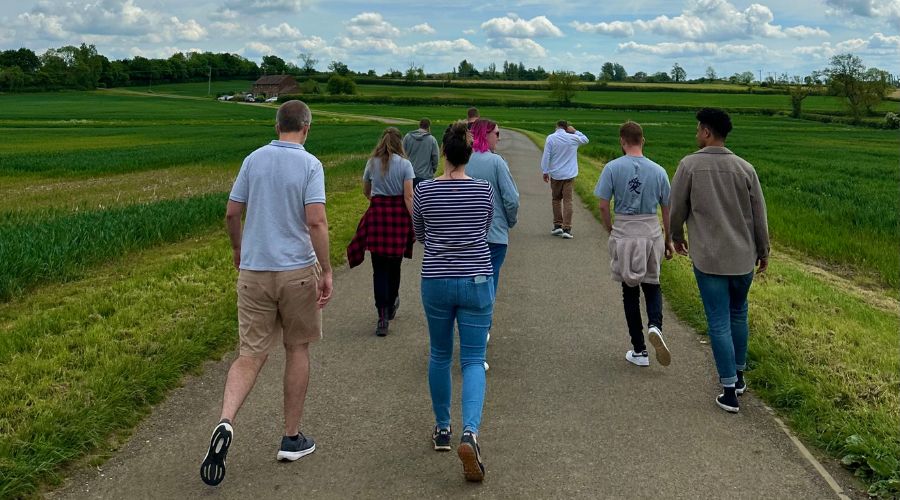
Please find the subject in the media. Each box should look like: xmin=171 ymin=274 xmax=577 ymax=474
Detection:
xmin=608 ymin=214 xmax=664 ymax=287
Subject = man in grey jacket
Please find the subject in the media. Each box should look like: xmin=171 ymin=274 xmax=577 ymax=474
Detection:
xmin=669 ymin=108 xmax=769 ymax=414
xmin=403 ymin=118 xmax=439 ymax=188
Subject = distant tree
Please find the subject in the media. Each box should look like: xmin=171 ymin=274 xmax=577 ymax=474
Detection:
xmin=405 ymin=62 xmax=425 ymax=82
xmin=383 ymin=68 xmax=402 ymax=78
xmin=705 ymin=66 xmax=717 ymax=81
xmin=579 ymin=71 xmax=596 ymax=82
xmin=0 ymin=66 xmax=25 ymax=91
xmin=647 ymin=71 xmax=671 ymax=83
xmin=261 ymin=55 xmax=287 ymax=75
xmin=299 ymin=53 xmax=318 ymax=74
xmin=789 ymin=84 xmax=811 ymax=117
xmin=0 ymin=48 xmax=40 ymax=73
xmin=826 ymin=53 xmax=888 ymax=122
xmin=671 ymin=63 xmax=686 ymax=83
xmin=300 ymin=78 xmax=320 ymax=94
xmin=728 ymin=71 xmax=754 ymax=85
xmin=457 ymin=59 xmax=477 ymax=78
xmin=484 ymin=62 xmax=498 ymax=79
xmin=632 ymin=71 xmax=648 ymax=82
xmin=548 ymin=71 xmax=579 ymax=105
xmin=599 ymin=62 xmax=626 ymax=81
xmin=328 ymin=60 xmax=350 ymax=76
xmin=327 ymin=74 xmax=356 ymax=95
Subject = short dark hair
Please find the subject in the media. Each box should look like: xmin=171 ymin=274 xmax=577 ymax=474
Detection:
xmin=467 ymin=107 xmax=480 ymax=119
xmin=419 ymin=118 xmax=431 ymax=130
xmin=442 ymin=121 xmax=473 ymax=167
xmin=276 ymin=100 xmax=311 ymax=133
xmin=557 ymin=120 xmax=568 ymax=129
xmin=619 ymin=121 xmax=643 ymax=146
xmin=696 ymin=107 xmax=732 ymax=139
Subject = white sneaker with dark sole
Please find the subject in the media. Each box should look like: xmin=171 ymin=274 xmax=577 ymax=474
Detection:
xmin=551 ymin=227 xmax=564 ymax=236
xmin=625 ymin=349 xmax=650 ymax=367
xmin=648 ymin=326 xmax=671 ymax=366
xmin=561 ymin=231 xmax=574 ymax=239
xmin=276 ymin=433 xmax=316 ymax=461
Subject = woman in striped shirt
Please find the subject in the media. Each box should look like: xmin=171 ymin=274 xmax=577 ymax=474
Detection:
xmin=412 ymin=121 xmax=494 ymax=482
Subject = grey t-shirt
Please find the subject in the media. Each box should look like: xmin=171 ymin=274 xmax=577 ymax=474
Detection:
xmin=229 ymin=140 xmax=326 ymax=271
xmin=594 ymin=155 xmax=670 ymax=215
xmin=363 ymin=154 xmax=415 ymax=196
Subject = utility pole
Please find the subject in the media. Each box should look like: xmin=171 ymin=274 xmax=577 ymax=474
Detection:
xmin=207 ymin=66 xmax=212 ymax=96
xmin=757 ymin=69 xmax=762 ymax=83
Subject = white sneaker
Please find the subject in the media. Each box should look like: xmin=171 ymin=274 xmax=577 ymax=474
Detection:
xmin=648 ymin=326 xmax=671 ymax=366
xmin=561 ymin=230 xmax=573 ymax=239
xmin=625 ymin=350 xmax=650 ymax=367
xmin=484 ymin=361 xmax=490 ymax=371
xmin=550 ymin=226 xmax=564 ymax=236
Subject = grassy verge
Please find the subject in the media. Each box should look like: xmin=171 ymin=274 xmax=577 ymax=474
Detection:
xmin=519 ymin=129 xmax=900 ymax=497
xmin=0 ymin=161 xmax=372 ymax=498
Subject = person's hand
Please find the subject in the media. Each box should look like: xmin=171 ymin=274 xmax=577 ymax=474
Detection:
xmin=317 ymin=269 xmax=333 ymax=308
xmin=542 ymin=173 xmax=550 ymax=183
xmin=232 ymin=248 xmax=241 ymax=270
xmin=757 ymin=257 xmax=769 ymax=274
xmin=674 ymin=240 xmax=689 ymax=256
xmin=566 ymin=125 xmax=576 ymax=133
xmin=665 ymin=240 xmax=675 ymax=260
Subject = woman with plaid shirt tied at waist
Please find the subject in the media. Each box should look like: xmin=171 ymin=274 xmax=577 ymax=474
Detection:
xmin=347 ymin=127 xmax=415 ymax=336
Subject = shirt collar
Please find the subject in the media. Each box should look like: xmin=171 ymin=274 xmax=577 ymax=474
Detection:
xmin=270 ymin=140 xmax=304 ymax=150
xmin=697 ymin=146 xmax=732 ymax=155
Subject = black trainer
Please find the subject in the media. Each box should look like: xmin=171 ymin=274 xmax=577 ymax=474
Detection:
xmin=376 ymin=318 xmax=388 ymax=336
xmin=457 ymin=431 xmax=485 ymax=482
xmin=432 ymin=426 xmax=452 ymax=451
xmin=276 ymin=432 xmax=316 ymax=461
xmin=716 ymin=387 xmax=740 ymax=413
xmin=389 ymin=296 xmax=400 ymax=320
xmin=200 ymin=420 xmax=233 ymax=486
xmin=736 ymin=371 xmax=747 ymax=395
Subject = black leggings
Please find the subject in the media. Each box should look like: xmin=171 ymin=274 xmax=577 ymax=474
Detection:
xmin=372 ymin=254 xmax=402 ymax=310
xmin=622 ymin=282 xmax=663 ymax=352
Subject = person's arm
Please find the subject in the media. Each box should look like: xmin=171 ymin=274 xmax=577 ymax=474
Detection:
xmin=661 ymin=205 xmax=674 ymax=260
xmin=598 ymin=198 xmax=612 ymax=232
xmin=540 ymin=137 xmax=552 ymax=182
xmin=748 ymin=168 xmax=770 ymax=273
xmin=225 ymin=200 xmax=245 ymax=269
xmin=668 ymin=161 xmax=691 ymax=256
xmin=412 ymin=187 xmax=425 ymax=243
xmin=483 ymin=184 xmax=495 ymax=235
xmin=363 ymin=180 xmax=372 ymax=199
xmin=430 ymin=137 xmax=439 ymax=174
xmin=660 ymin=170 xmax=674 ymax=259
xmin=305 ymin=202 xmax=333 ymax=308
xmin=498 ymin=159 xmax=519 ymax=228
xmin=362 ymin=160 xmax=373 ymax=199
xmin=403 ymin=179 xmax=413 ymax=215
xmin=566 ymin=125 xmax=589 ymax=144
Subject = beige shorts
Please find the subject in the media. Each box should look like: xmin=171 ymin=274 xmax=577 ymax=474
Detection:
xmin=237 ymin=263 xmax=322 ymax=356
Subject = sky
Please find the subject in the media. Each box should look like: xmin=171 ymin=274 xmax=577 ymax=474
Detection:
xmin=1 ymin=0 xmax=898 ymax=78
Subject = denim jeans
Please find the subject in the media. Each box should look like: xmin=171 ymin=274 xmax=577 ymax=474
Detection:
xmin=487 ymin=243 xmax=508 ymax=297
xmin=693 ymin=267 xmax=754 ymax=386
xmin=421 ymin=276 xmax=495 ymax=434
xmin=621 ymin=282 xmax=662 ymax=352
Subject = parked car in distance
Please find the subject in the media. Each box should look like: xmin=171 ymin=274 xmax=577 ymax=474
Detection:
xmin=244 ymin=94 xmax=255 ymax=102
xmin=217 ymin=95 xmax=234 ymax=101
xmin=265 ymin=96 xmax=278 ymax=103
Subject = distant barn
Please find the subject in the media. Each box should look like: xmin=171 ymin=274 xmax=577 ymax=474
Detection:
xmin=251 ymin=75 xmax=299 ymax=97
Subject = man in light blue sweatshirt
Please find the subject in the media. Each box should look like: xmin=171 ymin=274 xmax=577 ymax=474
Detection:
xmin=402 ymin=118 xmax=439 ymax=188
xmin=540 ymin=120 xmax=589 ymax=239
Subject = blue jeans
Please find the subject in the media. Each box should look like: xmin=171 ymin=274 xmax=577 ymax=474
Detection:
xmin=693 ymin=267 xmax=754 ymax=386
xmin=488 ymin=243 xmax=507 ymax=297
xmin=421 ymin=276 xmax=495 ymax=434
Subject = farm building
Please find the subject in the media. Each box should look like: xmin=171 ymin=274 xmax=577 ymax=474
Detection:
xmin=251 ymin=75 xmax=299 ymax=97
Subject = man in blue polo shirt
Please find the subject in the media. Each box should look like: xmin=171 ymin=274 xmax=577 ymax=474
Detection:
xmin=200 ymin=100 xmax=333 ymax=486
xmin=595 ymin=121 xmax=674 ymax=368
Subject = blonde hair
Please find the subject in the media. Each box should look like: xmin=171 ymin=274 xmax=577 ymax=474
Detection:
xmin=370 ymin=127 xmax=405 ymax=173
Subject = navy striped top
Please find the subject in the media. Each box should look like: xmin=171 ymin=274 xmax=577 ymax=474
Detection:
xmin=412 ymin=179 xmax=494 ymax=278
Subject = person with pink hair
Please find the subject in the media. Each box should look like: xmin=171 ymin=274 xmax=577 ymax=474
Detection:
xmin=465 ymin=118 xmax=520 ymax=371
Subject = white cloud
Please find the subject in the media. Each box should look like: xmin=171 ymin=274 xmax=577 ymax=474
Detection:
xmin=224 ymin=0 xmax=307 ymax=13
xmin=346 ymin=12 xmax=400 ymax=38
xmin=409 ymin=38 xmax=478 ymax=54
xmin=824 ymin=0 xmax=900 ymax=27
xmin=242 ymin=41 xmax=276 ymax=58
xmin=783 ymin=26 xmax=830 ymax=38
xmin=336 ymin=36 xmax=399 ymax=54
xmin=410 ymin=23 xmax=436 ymax=35
xmin=791 ymin=32 xmax=900 ymax=60
xmin=258 ymin=23 xmax=303 ymax=41
xmin=869 ymin=32 xmax=900 ymax=49
xmin=210 ymin=22 xmax=242 ymax=36
xmin=487 ymin=37 xmax=549 ymax=57
xmin=16 ymin=11 xmax=68 ymax=40
xmin=171 ymin=18 xmax=206 ymax=42
xmin=570 ymin=20 xmax=634 ymax=37
xmin=481 ymin=14 xmax=563 ymax=38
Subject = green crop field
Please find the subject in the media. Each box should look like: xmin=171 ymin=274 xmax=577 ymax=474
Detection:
xmin=0 ymin=88 xmax=897 ymax=497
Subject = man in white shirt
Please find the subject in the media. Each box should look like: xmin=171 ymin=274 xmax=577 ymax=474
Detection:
xmin=540 ymin=120 xmax=589 ymax=239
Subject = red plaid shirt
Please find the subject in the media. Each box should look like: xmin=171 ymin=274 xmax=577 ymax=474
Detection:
xmin=347 ymin=195 xmax=415 ymax=268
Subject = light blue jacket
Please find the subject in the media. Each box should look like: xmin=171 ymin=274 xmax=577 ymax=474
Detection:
xmin=466 ymin=151 xmax=520 ymax=245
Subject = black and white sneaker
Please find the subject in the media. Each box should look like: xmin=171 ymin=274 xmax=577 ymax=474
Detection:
xmin=716 ymin=387 xmax=740 ymax=413
xmin=625 ymin=349 xmax=650 ymax=367
xmin=561 ymin=229 xmax=574 ymax=239
xmin=458 ymin=431 xmax=485 ymax=482
xmin=200 ymin=420 xmax=233 ymax=486
xmin=432 ymin=426 xmax=452 ymax=451
xmin=551 ymin=225 xmax=564 ymax=236
xmin=736 ymin=371 xmax=747 ymax=395
xmin=276 ymin=433 xmax=316 ymax=461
